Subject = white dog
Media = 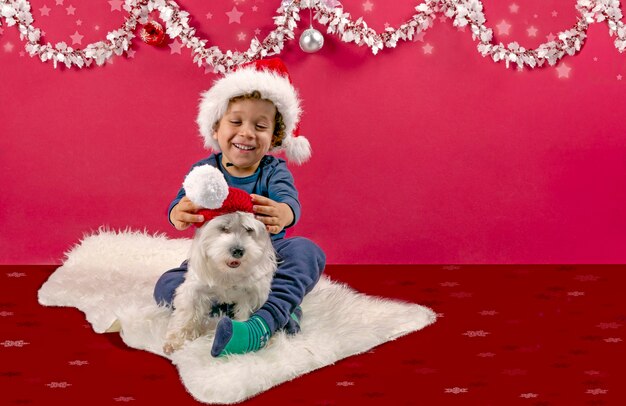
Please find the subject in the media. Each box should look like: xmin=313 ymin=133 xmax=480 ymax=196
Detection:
xmin=163 ymin=211 xmax=276 ymax=355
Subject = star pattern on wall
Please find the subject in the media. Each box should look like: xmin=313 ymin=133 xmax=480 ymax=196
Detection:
xmin=70 ymin=31 xmax=83 ymax=45
xmin=226 ymin=6 xmax=244 ymax=24
xmin=39 ymin=5 xmax=51 ymax=17
xmin=496 ymin=20 xmax=512 ymax=35
xmin=556 ymin=62 xmax=572 ymax=78
xmin=109 ymin=0 xmax=123 ymax=12
xmin=169 ymin=39 xmax=182 ymax=54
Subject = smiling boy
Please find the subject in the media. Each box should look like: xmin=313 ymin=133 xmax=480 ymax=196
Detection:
xmin=154 ymin=58 xmax=326 ymax=357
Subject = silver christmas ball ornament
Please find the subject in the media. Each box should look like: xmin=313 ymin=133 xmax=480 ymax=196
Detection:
xmin=299 ymin=28 xmax=324 ymax=53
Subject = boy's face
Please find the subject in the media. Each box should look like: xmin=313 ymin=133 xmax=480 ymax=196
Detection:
xmin=213 ymin=98 xmax=276 ymax=175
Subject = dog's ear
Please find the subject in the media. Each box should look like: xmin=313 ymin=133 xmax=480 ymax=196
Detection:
xmin=249 ymin=216 xmax=270 ymax=239
xmin=188 ymin=229 xmax=210 ymax=276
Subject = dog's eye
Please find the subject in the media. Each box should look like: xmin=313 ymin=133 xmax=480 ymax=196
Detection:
xmin=244 ymin=227 xmax=254 ymax=234
xmin=220 ymin=226 xmax=230 ymax=233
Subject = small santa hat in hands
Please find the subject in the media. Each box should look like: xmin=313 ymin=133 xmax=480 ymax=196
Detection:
xmin=183 ymin=165 xmax=253 ymax=227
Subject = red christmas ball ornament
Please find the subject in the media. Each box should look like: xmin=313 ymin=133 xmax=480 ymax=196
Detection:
xmin=140 ymin=21 xmax=167 ymax=46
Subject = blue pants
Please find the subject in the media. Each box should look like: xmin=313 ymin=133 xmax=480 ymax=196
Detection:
xmin=154 ymin=236 xmax=326 ymax=333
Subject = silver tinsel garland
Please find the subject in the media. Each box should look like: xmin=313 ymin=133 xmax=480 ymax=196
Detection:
xmin=1 ymin=0 xmax=625 ymax=71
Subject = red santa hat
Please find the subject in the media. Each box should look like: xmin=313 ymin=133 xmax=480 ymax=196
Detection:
xmin=183 ymin=165 xmax=254 ymax=227
xmin=196 ymin=58 xmax=311 ymax=164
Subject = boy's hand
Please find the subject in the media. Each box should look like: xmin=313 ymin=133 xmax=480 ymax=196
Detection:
xmin=170 ymin=196 xmax=205 ymax=231
xmin=251 ymin=194 xmax=294 ymax=234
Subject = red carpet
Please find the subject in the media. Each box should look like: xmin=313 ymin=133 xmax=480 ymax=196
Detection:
xmin=1 ymin=265 xmax=624 ymax=405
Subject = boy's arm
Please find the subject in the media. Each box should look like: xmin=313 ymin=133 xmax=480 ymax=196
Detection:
xmin=167 ymin=187 xmax=187 ymax=227
xmin=266 ymin=161 xmax=301 ymax=228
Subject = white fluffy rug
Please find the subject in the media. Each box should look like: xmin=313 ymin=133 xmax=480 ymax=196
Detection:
xmin=38 ymin=229 xmax=436 ymax=404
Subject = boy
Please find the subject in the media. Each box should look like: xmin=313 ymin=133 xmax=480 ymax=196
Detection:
xmin=154 ymin=58 xmax=326 ymax=357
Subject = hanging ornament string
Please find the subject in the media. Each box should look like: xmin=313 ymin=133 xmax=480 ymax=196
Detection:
xmin=1 ymin=0 xmax=626 ymax=72
xmin=299 ymin=6 xmax=324 ymax=53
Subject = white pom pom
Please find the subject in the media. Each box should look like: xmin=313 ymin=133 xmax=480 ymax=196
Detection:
xmin=284 ymin=135 xmax=311 ymax=165
xmin=183 ymin=165 xmax=228 ymax=209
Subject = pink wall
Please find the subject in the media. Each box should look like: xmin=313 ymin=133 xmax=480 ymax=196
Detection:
xmin=1 ymin=0 xmax=625 ymax=264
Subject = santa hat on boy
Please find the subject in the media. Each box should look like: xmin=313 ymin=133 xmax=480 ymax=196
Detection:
xmin=183 ymin=164 xmax=254 ymax=227
xmin=196 ymin=58 xmax=311 ymax=164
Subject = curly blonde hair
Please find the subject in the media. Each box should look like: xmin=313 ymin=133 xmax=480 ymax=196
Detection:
xmin=222 ymin=91 xmax=286 ymax=149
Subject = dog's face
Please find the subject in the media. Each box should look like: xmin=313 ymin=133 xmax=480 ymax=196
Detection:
xmin=192 ymin=211 xmax=271 ymax=274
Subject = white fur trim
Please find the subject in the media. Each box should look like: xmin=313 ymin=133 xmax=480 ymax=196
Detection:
xmin=182 ymin=165 xmax=228 ymax=209
xmin=196 ymin=66 xmax=311 ymax=163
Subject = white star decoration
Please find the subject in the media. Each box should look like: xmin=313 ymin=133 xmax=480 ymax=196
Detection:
xmin=509 ymin=3 xmax=519 ymax=14
xmin=70 ymin=31 xmax=84 ymax=45
xmin=237 ymin=32 xmax=246 ymax=41
xmin=3 ymin=42 xmax=14 ymax=52
xmin=55 ymin=0 xmax=63 ymax=5
xmin=422 ymin=43 xmax=433 ymax=54
xmin=527 ymin=26 xmax=538 ymax=37
xmin=39 ymin=5 xmax=51 ymax=16
xmin=618 ymin=74 xmax=623 ymax=80
xmin=169 ymin=39 xmax=182 ymax=54
xmin=496 ymin=20 xmax=512 ymax=35
xmin=363 ymin=0 xmax=374 ymax=12
xmin=226 ymin=7 xmax=243 ymax=24
xmin=109 ymin=0 xmax=123 ymax=12
xmin=66 ymin=5 xmax=76 ymax=15
xmin=556 ymin=63 xmax=572 ymax=78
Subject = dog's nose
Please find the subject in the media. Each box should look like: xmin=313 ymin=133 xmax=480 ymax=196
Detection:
xmin=230 ymin=247 xmax=245 ymax=259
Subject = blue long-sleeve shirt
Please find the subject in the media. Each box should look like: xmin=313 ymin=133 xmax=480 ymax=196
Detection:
xmin=168 ymin=153 xmax=301 ymax=240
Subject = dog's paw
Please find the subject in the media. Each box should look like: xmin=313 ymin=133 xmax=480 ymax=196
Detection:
xmin=163 ymin=334 xmax=185 ymax=355
xmin=163 ymin=342 xmax=178 ymax=355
